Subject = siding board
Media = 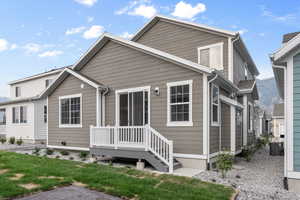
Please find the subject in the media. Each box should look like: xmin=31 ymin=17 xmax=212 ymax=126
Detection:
xmin=294 ymin=53 xmax=300 ymax=171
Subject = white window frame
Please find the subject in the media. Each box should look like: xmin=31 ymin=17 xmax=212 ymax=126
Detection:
xmin=15 ymin=86 xmax=21 ymax=98
xmin=12 ymin=105 xmax=27 ymax=124
xmin=211 ymin=84 xmax=220 ymax=126
xmin=197 ymin=42 xmax=224 ymax=70
xmin=167 ymin=80 xmax=193 ymax=127
xmin=0 ymin=108 xmax=6 ymax=125
xmin=248 ymin=102 xmax=253 ymax=132
xmin=59 ymin=93 xmax=82 ymax=128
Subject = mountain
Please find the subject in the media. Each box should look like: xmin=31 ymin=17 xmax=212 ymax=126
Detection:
xmin=256 ymin=77 xmax=282 ymax=114
xmin=0 ymin=97 xmax=9 ymax=103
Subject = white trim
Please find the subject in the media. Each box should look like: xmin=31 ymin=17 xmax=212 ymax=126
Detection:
xmin=203 ymin=74 xmax=208 ymax=155
xmin=46 ymin=97 xmax=49 ymax=146
xmin=115 ymin=86 xmax=151 ymax=126
xmin=211 ymin=84 xmax=220 ymax=126
xmin=239 ymin=80 xmax=257 ymax=93
xmin=8 ymin=68 xmax=63 ymax=85
xmin=248 ymin=102 xmax=253 ymax=132
xmin=173 ymin=153 xmax=207 ymax=159
xmin=287 ymin=171 xmax=300 ymax=179
xmin=58 ymin=93 xmax=82 ymax=128
xmin=198 ymin=42 xmax=224 ymax=71
xmin=228 ymin=37 xmax=233 ymax=82
xmin=219 ymin=95 xmax=244 ymax=109
xmin=47 ymin=145 xmax=89 ymax=151
xmin=287 ymin=56 xmax=294 ymax=172
xmin=167 ymin=80 xmax=193 ymax=127
xmin=102 ymin=95 xmax=105 ymax=126
xmin=65 ymin=68 xmax=100 ymax=89
xmin=272 ymin=33 xmax=300 ymax=62
xmin=243 ymin=95 xmax=248 ymax=146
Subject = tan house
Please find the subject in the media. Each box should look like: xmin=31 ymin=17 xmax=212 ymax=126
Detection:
xmin=41 ymin=16 xmax=259 ymax=172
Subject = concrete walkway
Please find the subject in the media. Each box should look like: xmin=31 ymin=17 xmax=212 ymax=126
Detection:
xmin=15 ymin=186 xmax=122 ymax=200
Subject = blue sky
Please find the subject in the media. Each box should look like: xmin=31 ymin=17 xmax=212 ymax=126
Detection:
xmin=0 ymin=0 xmax=298 ymax=97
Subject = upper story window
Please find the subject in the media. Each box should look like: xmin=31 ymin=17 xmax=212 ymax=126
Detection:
xmin=167 ymin=80 xmax=193 ymax=126
xmin=211 ymin=84 xmax=220 ymax=126
xmin=0 ymin=109 xmax=6 ymax=125
xmin=198 ymin=42 xmax=223 ymax=70
xmin=59 ymin=94 xmax=82 ymax=128
xmin=12 ymin=106 xmax=27 ymax=124
xmin=45 ymin=79 xmax=53 ymax=88
xmin=244 ymin=63 xmax=249 ymax=80
xmin=15 ymin=86 xmax=21 ymax=97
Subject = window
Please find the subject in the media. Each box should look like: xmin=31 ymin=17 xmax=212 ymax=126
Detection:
xmin=244 ymin=63 xmax=248 ymax=80
xmin=248 ymin=103 xmax=253 ymax=131
xmin=211 ymin=84 xmax=220 ymax=126
xmin=44 ymin=105 xmax=47 ymax=123
xmin=59 ymin=94 xmax=81 ymax=127
xmin=12 ymin=106 xmax=27 ymax=124
xmin=45 ymin=79 xmax=52 ymax=88
xmin=198 ymin=42 xmax=223 ymax=70
xmin=167 ymin=80 xmax=193 ymax=126
xmin=0 ymin=109 xmax=6 ymax=125
xmin=15 ymin=87 xmax=21 ymax=97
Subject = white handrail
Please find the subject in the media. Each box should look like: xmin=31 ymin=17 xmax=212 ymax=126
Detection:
xmin=90 ymin=125 xmax=174 ymax=173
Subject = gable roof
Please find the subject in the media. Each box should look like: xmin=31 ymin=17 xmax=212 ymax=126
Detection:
xmin=0 ymin=96 xmax=40 ymax=107
xmin=283 ymin=32 xmax=300 ymax=43
xmin=132 ymin=15 xmax=237 ymax=42
xmin=238 ymin=79 xmax=259 ymax=100
xmin=40 ymin=68 xmax=105 ymax=98
xmin=273 ymin=103 xmax=284 ymax=117
xmin=72 ymin=33 xmax=212 ymax=74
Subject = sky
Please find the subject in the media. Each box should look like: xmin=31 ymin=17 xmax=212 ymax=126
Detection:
xmin=0 ymin=0 xmax=299 ymax=97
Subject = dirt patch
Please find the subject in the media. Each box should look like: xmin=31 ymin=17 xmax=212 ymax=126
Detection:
xmin=9 ymin=173 xmax=24 ymax=180
xmin=154 ymin=180 xmax=164 ymax=189
xmin=72 ymin=181 xmax=87 ymax=187
xmin=75 ymin=165 xmax=84 ymax=168
xmin=0 ymin=169 xmax=9 ymax=174
xmin=19 ymin=183 xmax=40 ymax=190
xmin=38 ymin=176 xmax=64 ymax=180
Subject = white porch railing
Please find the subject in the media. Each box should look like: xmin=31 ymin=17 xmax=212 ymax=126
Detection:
xmin=90 ymin=125 xmax=173 ymax=173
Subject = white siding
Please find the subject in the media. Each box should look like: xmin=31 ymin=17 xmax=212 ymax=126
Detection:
xmin=34 ymin=99 xmax=47 ymax=140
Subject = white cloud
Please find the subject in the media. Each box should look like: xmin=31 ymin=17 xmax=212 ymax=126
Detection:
xmin=87 ymin=16 xmax=94 ymax=23
xmin=129 ymin=4 xmax=157 ymax=18
xmin=83 ymin=25 xmax=104 ymax=39
xmin=65 ymin=26 xmax=86 ymax=35
xmin=23 ymin=43 xmax=41 ymax=53
xmin=38 ymin=50 xmax=63 ymax=58
xmin=237 ymin=29 xmax=248 ymax=35
xmin=10 ymin=44 xmax=18 ymax=50
xmin=171 ymin=1 xmax=206 ymax=20
xmin=259 ymin=33 xmax=265 ymax=37
xmin=120 ymin=32 xmax=134 ymax=39
xmin=0 ymin=39 xmax=9 ymax=52
xmin=115 ymin=0 xmax=149 ymax=15
xmin=74 ymin=0 xmax=97 ymax=7
xmin=260 ymin=5 xmax=296 ymax=23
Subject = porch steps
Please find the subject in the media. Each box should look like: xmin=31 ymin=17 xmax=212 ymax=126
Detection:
xmin=90 ymin=147 xmax=181 ymax=172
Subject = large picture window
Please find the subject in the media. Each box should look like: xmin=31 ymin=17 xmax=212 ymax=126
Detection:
xmin=167 ymin=80 xmax=193 ymax=126
xmin=0 ymin=109 xmax=6 ymax=125
xmin=198 ymin=42 xmax=223 ymax=70
xmin=211 ymin=84 xmax=219 ymax=126
xmin=12 ymin=106 xmax=27 ymax=124
xmin=59 ymin=94 xmax=81 ymax=127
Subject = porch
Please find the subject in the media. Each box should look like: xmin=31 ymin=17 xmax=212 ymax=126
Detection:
xmin=90 ymin=125 xmax=178 ymax=173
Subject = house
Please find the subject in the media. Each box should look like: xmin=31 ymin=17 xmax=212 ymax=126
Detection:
xmin=272 ymin=103 xmax=285 ymax=142
xmin=254 ymin=105 xmax=267 ymax=137
xmin=40 ymin=15 xmax=259 ymax=172
xmin=0 ymin=67 xmax=65 ymax=143
xmin=271 ymin=31 xmax=300 ymax=191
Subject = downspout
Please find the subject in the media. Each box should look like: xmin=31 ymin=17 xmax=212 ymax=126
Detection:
xmin=207 ymin=73 xmax=218 ymax=168
xmin=101 ymin=86 xmax=109 ymax=126
xmin=273 ymin=64 xmax=287 ymax=179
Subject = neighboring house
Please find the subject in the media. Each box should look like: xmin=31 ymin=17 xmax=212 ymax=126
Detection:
xmin=0 ymin=67 xmax=65 ymax=143
xmin=271 ymin=31 xmax=300 ymax=191
xmin=272 ymin=103 xmax=285 ymax=142
xmin=40 ymin=15 xmax=259 ymax=173
xmin=254 ymin=105 xmax=267 ymax=137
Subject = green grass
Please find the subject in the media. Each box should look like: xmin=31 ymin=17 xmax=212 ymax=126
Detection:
xmin=0 ymin=151 xmax=234 ymax=200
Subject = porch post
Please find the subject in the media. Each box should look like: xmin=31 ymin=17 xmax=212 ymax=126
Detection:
xmin=243 ymin=95 xmax=248 ymax=146
xmin=230 ymin=105 xmax=236 ymax=153
xmin=96 ymin=89 xmax=102 ymax=127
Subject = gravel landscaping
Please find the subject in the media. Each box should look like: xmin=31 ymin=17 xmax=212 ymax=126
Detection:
xmin=196 ymin=147 xmax=300 ymax=200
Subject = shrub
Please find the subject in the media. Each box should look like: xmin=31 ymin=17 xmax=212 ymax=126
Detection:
xmin=56 ymin=155 xmax=60 ymax=159
xmin=0 ymin=138 xmax=6 ymax=144
xmin=216 ymin=152 xmax=234 ymax=178
xmin=46 ymin=148 xmax=54 ymax=155
xmin=9 ymin=137 xmax=15 ymax=144
xmin=69 ymin=157 xmax=74 ymax=160
xmin=79 ymin=151 xmax=88 ymax=158
xmin=16 ymin=138 xmax=23 ymax=146
xmin=241 ymin=147 xmax=254 ymax=162
xmin=60 ymin=150 xmax=69 ymax=156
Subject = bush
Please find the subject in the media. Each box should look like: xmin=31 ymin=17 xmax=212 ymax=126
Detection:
xmin=216 ymin=152 xmax=234 ymax=178
xmin=33 ymin=147 xmax=40 ymax=155
xmin=69 ymin=157 xmax=74 ymax=160
xmin=79 ymin=151 xmax=88 ymax=158
xmin=16 ymin=138 xmax=23 ymax=146
xmin=240 ymin=147 xmax=254 ymax=162
xmin=60 ymin=150 xmax=69 ymax=156
xmin=46 ymin=148 xmax=54 ymax=155
xmin=0 ymin=138 xmax=6 ymax=144
xmin=9 ymin=137 xmax=15 ymax=144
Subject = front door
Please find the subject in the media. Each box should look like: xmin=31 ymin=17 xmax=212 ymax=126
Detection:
xmin=118 ymin=89 xmax=149 ymax=126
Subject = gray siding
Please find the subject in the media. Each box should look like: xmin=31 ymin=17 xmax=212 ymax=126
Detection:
xmin=78 ymin=41 xmax=204 ymax=155
xmin=236 ymin=108 xmax=243 ymax=151
xmin=221 ymin=102 xmax=231 ymax=151
xmin=48 ymin=75 xmax=96 ymax=148
xmin=34 ymin=99 xmax=47 ymax=140
xmin=294 ymin=53 xmax=300 ymax=171
xmin=210 ymin=126 xmax=220 ymax=153
xmin=135 ymin=20 xmax=230 ymax=79
xmin=233 ymin=48 xmax=246 ymax=85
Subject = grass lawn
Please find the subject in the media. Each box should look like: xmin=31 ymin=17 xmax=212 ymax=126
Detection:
xmin=0 ymin=151 xmax=234 ymax=200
